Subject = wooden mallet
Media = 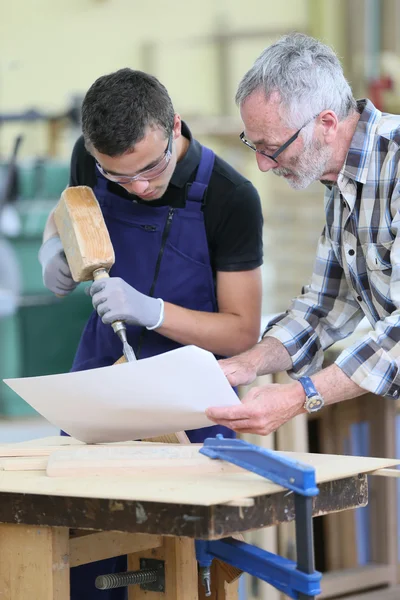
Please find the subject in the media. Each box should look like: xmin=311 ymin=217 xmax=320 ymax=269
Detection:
xmin=54 ymin=186 xmax=136 ymax=362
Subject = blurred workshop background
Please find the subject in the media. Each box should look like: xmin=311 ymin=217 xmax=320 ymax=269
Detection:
xmin=1 ymin=1 xmax=400 ymax=599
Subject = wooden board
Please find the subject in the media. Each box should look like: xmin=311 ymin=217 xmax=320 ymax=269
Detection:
xmin=0 ymin=457 xmax=47 ymax=471
xmin=46 ymin=445 xmax=241 ymax=477
xmin=0 ymin=440 xmax=189 ymax=457
xmin=0 ymin=436 xmax=85 ymax=449
xmin=69 ymin=532 xmax=162 ymax=567
xmin=0 ymin=524 xmax=69 ymax=599
xmin=0 ymin=444 xmax=397 ymax=506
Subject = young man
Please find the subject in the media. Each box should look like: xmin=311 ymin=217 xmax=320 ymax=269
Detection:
xmin=206 ymin=33 xmax=400 ymax=437
xmin=39 ymin=68 xmax=263 ymax=599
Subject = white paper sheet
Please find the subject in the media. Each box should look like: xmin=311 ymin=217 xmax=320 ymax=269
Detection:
xmin=3 ymin=346 xmax=240 ymax=443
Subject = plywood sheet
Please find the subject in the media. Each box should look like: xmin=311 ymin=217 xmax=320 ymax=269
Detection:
xmin=0 ymin=437 xmax=397 ymax=506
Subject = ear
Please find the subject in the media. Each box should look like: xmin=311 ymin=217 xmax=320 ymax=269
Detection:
xmin=318 ymin=110 xmax=338 ymax=143
xmin=172 ymin=114 xmax=182 ymax=140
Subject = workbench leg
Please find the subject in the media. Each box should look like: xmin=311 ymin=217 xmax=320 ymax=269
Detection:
xmin=0 ymin=524 xmax=69 ymax=599
xmin=198 ymin=561 xmax=239 ymax=600
xmin=127 ymin=536 xmax=198 ymax=599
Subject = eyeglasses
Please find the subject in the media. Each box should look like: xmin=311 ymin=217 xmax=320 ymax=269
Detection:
xmin=239 ymin=114 xmax=319 ymax=163
xmin=96 ymin=133 xmax=173 ymax=183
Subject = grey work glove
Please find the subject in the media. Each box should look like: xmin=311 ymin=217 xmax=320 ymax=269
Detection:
xmin=38 ymin=236 xmax=78 ymax=296
xmin=89 ymin=277 xmax=164 ymax=330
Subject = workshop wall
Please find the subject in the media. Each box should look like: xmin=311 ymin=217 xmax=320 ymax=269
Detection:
xmin=0 ymin=0 xmax=309 ymax=157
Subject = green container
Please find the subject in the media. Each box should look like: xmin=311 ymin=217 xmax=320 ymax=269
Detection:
xmin=0 ymin=196 xmax=92 ymax=416
xmin=18 ymin=160 xmax=69 ymax=200
xmin=0 ymin=292 xmax=92 ymax=416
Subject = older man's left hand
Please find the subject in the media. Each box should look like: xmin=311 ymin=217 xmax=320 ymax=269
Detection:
xmin=206 ymin=382 xmax=304 ymax=436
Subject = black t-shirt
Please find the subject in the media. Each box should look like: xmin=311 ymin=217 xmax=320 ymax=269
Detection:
xmin=69 ymin=122 xmax=263 ymax=274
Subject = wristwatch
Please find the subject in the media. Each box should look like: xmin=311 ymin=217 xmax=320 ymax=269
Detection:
xmin=298 ymin=376 xmax=325 ymax=413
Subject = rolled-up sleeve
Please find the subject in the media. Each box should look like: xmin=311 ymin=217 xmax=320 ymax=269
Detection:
xmin=264 ymin=228 xmax=363 ymax=377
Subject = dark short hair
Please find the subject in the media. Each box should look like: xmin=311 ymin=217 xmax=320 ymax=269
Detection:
xmin=82 ymin=68 xmax=175 ymax=156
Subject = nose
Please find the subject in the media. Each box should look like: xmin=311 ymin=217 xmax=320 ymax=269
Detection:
xmin=256 ymin=153 xmax=277 ymax=173
xmin=124 ymin=179 xmax=150 ymax=194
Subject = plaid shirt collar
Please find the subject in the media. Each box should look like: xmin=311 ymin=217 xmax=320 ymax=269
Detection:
xmin=338 ymin=99 xmax=382 ymax=186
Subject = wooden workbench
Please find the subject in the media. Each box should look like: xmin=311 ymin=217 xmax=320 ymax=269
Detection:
xmin=0 ymin=436 xmax=397 ymax=600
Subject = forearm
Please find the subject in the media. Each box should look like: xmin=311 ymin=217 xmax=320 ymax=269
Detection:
xmin=288 ymin=363 xmax=367 ymax=418
xmin=312 ymin=363 xmax=366 ymax=406
xmin=158 ymin=302 xmax=260 ymax=356
xmin=236 ymin=336 xmax=293 ymax=375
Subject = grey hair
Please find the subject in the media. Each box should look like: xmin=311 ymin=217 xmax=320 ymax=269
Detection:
xmin=236 ymin=33 xmax=357 ymax=134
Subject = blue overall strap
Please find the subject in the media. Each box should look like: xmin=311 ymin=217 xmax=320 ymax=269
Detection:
xmin=186 ymin=146 xmax=215 ymax=202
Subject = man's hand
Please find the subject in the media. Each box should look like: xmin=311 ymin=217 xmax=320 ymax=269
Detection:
xmin=218 ymin=355 xmax=258 ymax=387
xmin=38 ymin=236 xmax=78 ymax=296
xmin=206 ymin=382 xmax=304 ymax=436
xmin=89 ymin=277 xmax=163 ymax=329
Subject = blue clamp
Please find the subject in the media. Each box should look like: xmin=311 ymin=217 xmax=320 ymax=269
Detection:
xmin=196 ymin=538 xmax=321 ymax=600
xmin=200 ymin=435 xmax=319 ymax=497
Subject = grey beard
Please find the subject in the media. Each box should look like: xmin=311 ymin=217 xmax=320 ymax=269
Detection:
xmin=272 ymin=143 xmax=332 ymax=190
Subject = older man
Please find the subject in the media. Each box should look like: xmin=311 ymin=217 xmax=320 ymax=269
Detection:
xmin=207 ymin=32 xmax=400 ymax=435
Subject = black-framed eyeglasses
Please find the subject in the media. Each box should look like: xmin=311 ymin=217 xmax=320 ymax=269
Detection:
xmin=239 ymin=114 xmax=319 ymax=163
xmin=96 ymin=133 xmax=173 ymax=184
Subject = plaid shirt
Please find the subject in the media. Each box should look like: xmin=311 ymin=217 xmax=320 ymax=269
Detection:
xmin=264 ymin=99 xmax=400 ymax=399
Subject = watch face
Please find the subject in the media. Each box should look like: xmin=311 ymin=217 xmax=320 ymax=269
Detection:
xmin=305 ymin=396 xmax=324 ymax=412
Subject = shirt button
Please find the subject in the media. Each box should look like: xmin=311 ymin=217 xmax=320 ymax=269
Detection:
xmin=348 ymin=249 xmax=355 ymax=256
xmin=357 ymin=295 xmax=362 ymax=302
xmin=342 ymin=201 xmax=346 ymax=208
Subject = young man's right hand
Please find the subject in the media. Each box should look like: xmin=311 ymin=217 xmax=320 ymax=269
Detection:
xmin=38 ymin=236 xmax=77 ymax=296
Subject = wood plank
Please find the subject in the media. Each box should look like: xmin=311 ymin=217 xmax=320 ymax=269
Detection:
xmin=0 ymin=440 xmax=172 ymax=457
xmin=347 ymin=585 xmax=400 ymax=600
xmin=144 ymin=431 xmax=191 ymax=444
xmin=319 ymin=564 xmax=395 ymax=599
xmin=370 ymin=468 xmax=400 ymax=478
xmin=0 ymin=524 xmax=69 ymax=599
xmin=198 ymin=560 xmax=239 ymax=599
xmin=0 ymin=435 xmax=84 ymax=450
xmin=69 ymin=531 xmax=162 ymax=567
xmin=1 ymin=457 xmax=47 ymax=471
xmin=319 ymin=399 xmax=360 ymax=570
xmin=127 ymin=536 xmax=198 ymax=599
xmin=319 ymin=403 xmax=342 ymax=571
xmin=46 ymin=445 xmax=241 ymax=477
xmin=334 ymin=401 xmax=358 ymax=569
xmin=362 ymin=395 xmax=398 ymax=584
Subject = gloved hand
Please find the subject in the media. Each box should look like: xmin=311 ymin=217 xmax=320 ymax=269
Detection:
xmin=89 ymin=277 xmax=164 ymax=330
xmin=38 ymin=236 xmax=78 ymax=296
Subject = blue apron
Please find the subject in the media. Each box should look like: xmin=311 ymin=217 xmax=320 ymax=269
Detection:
xmin=68 ymin=145 xmax=235 ymax=600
